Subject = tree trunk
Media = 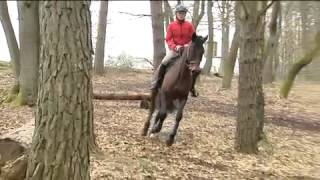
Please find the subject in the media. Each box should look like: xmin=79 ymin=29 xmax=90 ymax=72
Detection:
xmin=219 ymin=1 xmax=230 ymax=75
xmin=263 ymin=1 xmax=280 ymax=84
xmin=236 ymin=1 xmax=266 ymax=154
xmin=94 ymin=1 xmax=108 ymax=75
xmin=280 ymin=32 xmax=320 ymax=98
xmin=0 ymin=1 xmax=20 ymax=100
xmin=221 ymin=2 xmax=240 ymax=89
xmin=15 ymin=1 xmax=40 ymax=106
xmin=202 ymin=0 xmax=214 ymax=75
xmin=191 ymin=0 xmax=205 ymax=30
xmin=26 ymin=2 xmax=93 ymax=180
xmin=163 ymin=0 xmax=173 ymax=28
xmin=150 ymin=0 xmax=166 ymax=69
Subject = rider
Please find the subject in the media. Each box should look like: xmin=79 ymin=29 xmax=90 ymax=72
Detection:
xmin=151 ymin=4 xmax=199 ymax=97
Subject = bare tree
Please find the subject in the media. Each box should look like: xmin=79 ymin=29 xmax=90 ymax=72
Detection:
xmin=202 ymin=0 xmax=213 ymax=74
xmin=26 ymin=1 xmax=93 ymax=179
xmin=280 ymin=32 xmax=320 ymax=98
xmin=0 ymin=1 xmax=20 ymax=101
xmin=94 ymin=1 xmax=109 ymax=75
xmin=236 ymin=1 xmax=270 ymax=154
xmin=150 ymin=0 xmax=166 ymax=69
xmin=191 ymin=0 xmax=205 ymax=30
xmin=16 ymin=1 xmax=40 ymax=105
xmin=221 ymin=1 xmax=240 ymax=89
xmin=263 ymin=1 xmax=281 ymax=84
xmin=163 ymin=0 xmax=173 ymax=28
xmin=219 ymin=1 xmax=231 ymax=75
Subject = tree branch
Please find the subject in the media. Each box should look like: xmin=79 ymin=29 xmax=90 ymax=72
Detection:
xmin=258 ymin=1 xmax=275 ymax=17
xmin=118 ymin=11 xmax=151 ymax=18
xmin=240 ymin=1 xmax=249 ymax=18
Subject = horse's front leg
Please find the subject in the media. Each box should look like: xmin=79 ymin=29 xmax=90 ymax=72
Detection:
xmin=151 ymin=91 xmax=167 ymax=134
xmin=166 ymin=98 xmax=187 ymax=146
xmin=141 ymin=91 xmax=157 ymax=136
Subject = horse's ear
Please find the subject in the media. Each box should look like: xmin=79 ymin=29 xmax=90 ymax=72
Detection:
xmin=192 ymin=32 xmax=197 ymax=42
xmin=202 ymin=35 xmax=208 ymax=43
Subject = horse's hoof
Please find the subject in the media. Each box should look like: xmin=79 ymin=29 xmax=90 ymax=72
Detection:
xmin=166 ymin=138 xmax=174 ymax=146
xmin=149 ymin=133 xmax=157 ymax=138
xmin=141 ymin=130 xmax=148 ymax=136
xmin=150 ymin=127 xmax=161 ymax=134
xmin=190 ymin=89 xmax=199 ymax=97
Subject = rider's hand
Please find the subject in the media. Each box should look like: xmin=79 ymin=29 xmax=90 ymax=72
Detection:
xmin=175 ymin=45 xmax=184 ymax=55
xmin=175 ymin=45 xmax=183 ymax=51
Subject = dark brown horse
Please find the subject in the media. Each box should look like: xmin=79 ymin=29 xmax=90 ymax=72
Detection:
xmin=141 ymin=33 xmax=208 ymax=146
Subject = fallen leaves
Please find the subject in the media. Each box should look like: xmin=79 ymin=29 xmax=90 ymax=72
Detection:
xmin=1 ymin=67 xmax=320 ymax=179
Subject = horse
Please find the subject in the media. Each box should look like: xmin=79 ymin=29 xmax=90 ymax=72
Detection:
xmin=141 ymin=33 xmax=208 ymax=146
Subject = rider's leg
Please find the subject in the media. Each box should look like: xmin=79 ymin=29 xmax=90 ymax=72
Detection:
xmin=150 ymin=50 xmax=178 ymax=90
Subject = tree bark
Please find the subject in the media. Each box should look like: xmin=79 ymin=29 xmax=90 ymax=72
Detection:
xmin=221 ymin=2 xmax=240 ymax=89
xmin=150 ymin=0 xmax=166 ymax=69
xmin=235 ymin=1 xmax=267 ymax=154
xmin=202 ymin=0 xmax=214 ymax=75
xmin=0 ymin=1 xmax=20 ymax=99
xmin=163 ymin=0 xmax=173 ymax=28
xmin=94 ymin=1 xmax=108 ymax=75
xmin=263 ymin=1 xmax=280 ymax=84
xmin=280 ymin=32 xmax=320 ymax=98
xmin=16 ymin=1 xmax=40 ymax=106
xmin=26 ymin=2 xmax=93 ymax=180
xmin=219 ymin=1 xmax=231 ymax=75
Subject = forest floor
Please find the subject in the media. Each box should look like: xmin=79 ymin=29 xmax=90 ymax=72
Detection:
xmin=0 ymin=65 xmax=320 ymax=180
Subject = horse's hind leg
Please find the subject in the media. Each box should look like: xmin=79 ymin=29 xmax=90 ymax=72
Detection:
xmin=141 ymin=91 xmax=156 ymax=136
xmin=166 ymin=98 xmax=187 ymax=146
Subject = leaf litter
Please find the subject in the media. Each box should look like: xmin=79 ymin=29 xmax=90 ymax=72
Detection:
xmin=1 ymin=67 xmax=320 ymax=179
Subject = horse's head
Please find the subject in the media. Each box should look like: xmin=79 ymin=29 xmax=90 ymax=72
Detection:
xmin=185 ymin=33 xmax=208 ymax=74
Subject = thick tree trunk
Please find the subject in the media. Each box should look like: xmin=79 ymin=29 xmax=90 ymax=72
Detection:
xmin=202 ymin=0 xmax=214 ymax=75
xmin=280 ymin=32 xmax=320 ymax=98
xmin=191 ymin=0 xmax=205 ymax=30
xmin=94 ymin=1 xmax=108 ymax=75
xmin=263 ymin=1 xmax=280 ymax=84
xmin=26 ymin=2 xmax=93 ymax=180
xmin=0 ymin=1 xmax=20 ymax=100
xmin=16 ymin=1 xmax=39 ymax=106
xmin=150 ymin=0 xmax=166 ymax=69
xmin=236 ymin=1 xmax=266 ymax=154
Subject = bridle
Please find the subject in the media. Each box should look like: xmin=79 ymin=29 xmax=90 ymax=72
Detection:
xmin=184 ymin=44 xmax=202 ymax=69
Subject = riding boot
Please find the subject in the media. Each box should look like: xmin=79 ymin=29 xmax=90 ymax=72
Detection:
xmin=150 ymin=64 xmax=167 ymax=91
xmin=190 ymin=72 xmax=200 ymax=97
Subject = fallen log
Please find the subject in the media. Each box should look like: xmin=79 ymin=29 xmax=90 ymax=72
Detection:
xmin=93 ymin=92 xmax=151 ymax=109
xmin=93 ymin=92 xmax=151 ymax=101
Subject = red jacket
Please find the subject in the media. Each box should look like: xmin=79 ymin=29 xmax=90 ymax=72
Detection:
xmin=166 ymin=19 xmax=195 ymax=52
